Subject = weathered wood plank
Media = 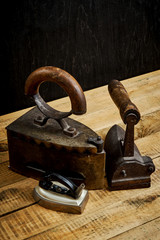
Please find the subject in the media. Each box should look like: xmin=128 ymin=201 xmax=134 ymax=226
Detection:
xmin=0 ymin=162 xmax=26 ymax=188
xmin=0 ymin=178 xmax=37 ymax=217
xmin=0 ymin=70 xmax=160 ymax=240
xmin=0 ymin=151 xmax=9 ymax=163
xmin=97 ymin=108 xmax=160 ymax=140
xmin=71 ymin=71 xmax=160 ymax=143
xmin=110 ymin=217 xmax=160 ymax=240
xmin=0 ymin=156 xmax=160 ymax=240
xmin=136 ymin=131 xmax=160 ymax=160
xmin=0 ymin=123 xmax=159 ymax=218
xmin=25 ymin=194 xmax=160 ymax=240
xmin=0 ymin=70 xmax=160 ymax=144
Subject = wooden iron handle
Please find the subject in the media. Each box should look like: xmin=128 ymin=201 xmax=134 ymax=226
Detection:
xmin=108 ymin=80 xmax=140 ymax=124
xmin=25 ymin=66 xmax=86 ymax=119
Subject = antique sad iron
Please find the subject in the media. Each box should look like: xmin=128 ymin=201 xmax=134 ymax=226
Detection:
xmin=104 ymin=80 xmax=155 ymax=190
xmin=6 ymin=66 xmax=105 ymax=191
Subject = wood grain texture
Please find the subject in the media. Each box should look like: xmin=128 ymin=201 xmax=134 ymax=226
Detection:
xmin=111 ymin=217 xmax=160 ymax=240
xmin=0 ymin=156 xmax=160 ymax=239
xmin=0 ymin=70 xmax=160 ymax=239
xmin=0 ymin=122 xmax=159 ymax=217
xmin=0 ymin=0 xmax=160 ymax=115
xmin=0 ymin=151 xmax=9 ymax=163
xmin=0 ymin=178 xmax=37 ymax=217
xmin=0 ymin=162 xmax=26 ymax=188
xmin=1 ymin=69 xmax=160 ymax=145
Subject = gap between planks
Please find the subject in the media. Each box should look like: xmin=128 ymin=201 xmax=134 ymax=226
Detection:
xmin=0 ymin=167 xmax=159 ymax=240
xmin=109 ymin=216 xmax=160 ymax=240
xmin=0 ymin=155 xmax=160 ymax=239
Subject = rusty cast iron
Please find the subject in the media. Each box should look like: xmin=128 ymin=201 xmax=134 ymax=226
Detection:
xmin=6 ymin=66 xmax=106 ymax=190
xmin=104 ymin=80 xmax=155 ymax=190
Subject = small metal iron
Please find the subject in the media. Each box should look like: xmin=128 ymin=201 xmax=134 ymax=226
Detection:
xmin=6 ymin=66 xmax=106 ymax=191
xmin=104 ymin=80 xmax=155 ymax=190
xmin=33 ymin=172 xmax=89 ymax=214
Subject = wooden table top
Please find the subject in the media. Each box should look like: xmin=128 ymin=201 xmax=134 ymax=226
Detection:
xmin=0 ymin=70 xmax=160 ymax=239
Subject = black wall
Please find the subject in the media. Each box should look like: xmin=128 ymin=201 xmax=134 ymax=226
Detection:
xmin=1 ymin=0 xmax=160 ymax=115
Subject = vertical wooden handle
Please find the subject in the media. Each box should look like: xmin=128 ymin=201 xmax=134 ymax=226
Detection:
xmin=108 ymin=80 xmax=140 ymax=124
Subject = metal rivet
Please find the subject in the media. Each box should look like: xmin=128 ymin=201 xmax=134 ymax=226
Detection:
xmin=148 ymin=166 xmax=154 ymax=173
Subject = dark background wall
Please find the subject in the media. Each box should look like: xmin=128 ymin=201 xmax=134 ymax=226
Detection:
xmin=1 ymin=0 xmax=160 ymax=115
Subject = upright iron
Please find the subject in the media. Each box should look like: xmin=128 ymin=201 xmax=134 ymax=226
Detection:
xmin=104 ymin=80 xmax=155 ymax=190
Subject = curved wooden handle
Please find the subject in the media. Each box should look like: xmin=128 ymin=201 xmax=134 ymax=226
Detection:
xmin=108 ymin=80 xmax=140 ymax=124
xmin=25 ymin=66 xmax=86 ymax=118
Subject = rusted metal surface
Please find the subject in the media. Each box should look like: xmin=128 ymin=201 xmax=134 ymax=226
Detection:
xmin=104 ymin=125 xmax=155 ymax=190
xmin=26 ymin=66 xmax=87 ymax=137
xmin=87 ymin=136 xmax=104 ymax=153
xmin=7 ymin=107 xmax=105 ymax=189
xmin=104 ymin=80 xmax=155 ymax=190
xmin=6 ymin=67 xmax=106 ymax=190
